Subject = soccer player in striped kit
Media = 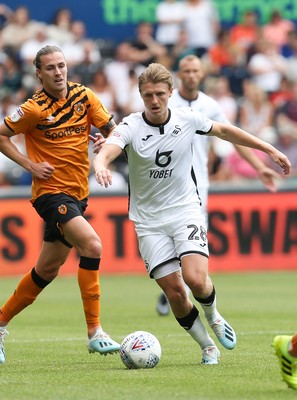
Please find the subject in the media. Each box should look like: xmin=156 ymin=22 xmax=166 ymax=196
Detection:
xmin=0 ymin=45 xmax=120 ymax=364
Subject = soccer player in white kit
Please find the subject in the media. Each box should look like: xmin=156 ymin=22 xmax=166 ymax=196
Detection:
xmin=156 ymin=55 xmax=281 ymax=316
xmin=93 ymin=63 xmax=291 ymax=364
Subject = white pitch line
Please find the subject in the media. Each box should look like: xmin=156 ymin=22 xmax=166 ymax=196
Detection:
xmin=6 ymin=330 xmax=294 ymax=344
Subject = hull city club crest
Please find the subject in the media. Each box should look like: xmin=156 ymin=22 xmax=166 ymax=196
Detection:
xmin=74 ymin=102 xmax=85 ymax=115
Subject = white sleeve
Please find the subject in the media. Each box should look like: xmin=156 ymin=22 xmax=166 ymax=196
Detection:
xmin=194 ymin=110 xmax=213 ymax=134
xmin=106 ymin=122 xmax=131 ymax=149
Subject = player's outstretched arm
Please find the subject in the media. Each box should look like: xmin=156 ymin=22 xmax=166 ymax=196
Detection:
xmin=93 ymin=143 xmax=122 ymax=188
xmin=210 ymin=122 xmax=291 ymax=176
xmin=233 ymin=144 xmax=281 ymax=192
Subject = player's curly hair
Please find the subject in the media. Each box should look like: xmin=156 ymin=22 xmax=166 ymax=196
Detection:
xmin=138 ymin=63 xmax=173 ymax=93
xmin=33 ymin=45 xmax=64 ymax=69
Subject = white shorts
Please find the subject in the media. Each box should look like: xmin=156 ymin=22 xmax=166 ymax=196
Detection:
xmin=135 ymin=211 xmax=209 ymax=279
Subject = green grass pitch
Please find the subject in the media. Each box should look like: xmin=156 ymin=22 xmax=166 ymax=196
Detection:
xmin=0 ymin=271 xmax=296 ymax=400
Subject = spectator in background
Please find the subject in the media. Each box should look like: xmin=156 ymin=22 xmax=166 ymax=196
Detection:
xmin=19 ymin=23 xmax=59 ymax=82
xmin=247 ymin=38 xmax=287 ymax=95
xmin=0 ymin=33 xmax=7 ymax=64
xmin=216 ymin=53 xmax=250 ymax=98
xmin=229 ymin=10 xmax=259 ymax=58
xmin=104 ymin=66 xmax=145 ymax=173
xmin=47 ymin=7 xmax=74 ymax=46
xmin=20 ymin=23 xmax=58 ymax=65
xmin=62 ymin=20 xmax=101 ymax=72
xmin=202 ymin=75 xmax=237 ymax=171
xmin=204 ymin=26 xmax=250 ymax=97
xmin=0 ymin=55 xmax=32 ymax=105
xmin=275 ymin=81 xmax=297 ymax=140
xmin=216 ymin=147 xmax=271 ymax=184
xmin=121 ymin=68 xmax=144 ymax=116
xmin=262 ymin=10 xmax=295 ymax=50
xmin=204 ymin=28 xmax=241 ymax=77
xmin=125 ymin=21 xmax=168 ymax=68
xmin=2 ymin=51 xmax=23 ymax=96
xmin=105 ymin=42 xmax=145 ymax=113
xmin=204 ymin=76 xmax=238 ymax=124
xmin=202 ymin=80 xmax=280 ymax=183
xmin=0 ymin=63 xmax=6 ymax=99
xmin=238 ymin=81 xmax=275 ymax=138
xmin=211 ymin=81 xmax=275 ymax=183
xmin=284 ymin=32 xmax=297 ymax=82
xmin=89 ymin=68 xmax=119 ymax=123
xmin=272 ymin=82 xmax=297 ymax=178
xmin=155 ymin=0 xmax=187 ymax=55
xmin=71 ymin=40 xmax=102 ymax=86
xmin=269 ymin=76 xmax=294 ymax=109
xmin=0 ymin=93 xmax=16 ymax=121
xmin=1 ymin=5 xmax=42 ymax=51
xmin=272 ymin=127 xmax=297 ymax=178
xmin=184 ymin=0 xmax=220 ymax=58
xmin=0 ymin=3 xmax=13 ymax=29
xmin=281 ymin=29 xmax=297 ymax=58
xmin=170 ymin=29 xmax=195 ymax=72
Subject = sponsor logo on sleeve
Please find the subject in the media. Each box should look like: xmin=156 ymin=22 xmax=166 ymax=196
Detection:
xmin=10 ymin=107 xmax=25 ymax=122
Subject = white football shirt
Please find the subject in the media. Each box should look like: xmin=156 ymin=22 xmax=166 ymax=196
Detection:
xmin=169 ymin=89 xmax=229 ymax=192
xmin=106 ymin=107 xmax=212 ymax=223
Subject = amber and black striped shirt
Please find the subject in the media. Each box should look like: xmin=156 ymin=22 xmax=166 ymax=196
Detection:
xmin=4 ymin=82 xmax=111 ymax=202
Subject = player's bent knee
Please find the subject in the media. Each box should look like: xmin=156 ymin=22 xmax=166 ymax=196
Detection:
xmin=77 ymin=237 xmax=102 ymax=259
xmin=166 ymin=286 xmax=188 ymax=305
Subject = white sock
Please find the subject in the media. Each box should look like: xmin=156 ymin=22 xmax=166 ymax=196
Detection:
xmin=200 ymin=295 xmax=219 ymax=323
xmin=187 ymin=315 xmax=216 ymax=349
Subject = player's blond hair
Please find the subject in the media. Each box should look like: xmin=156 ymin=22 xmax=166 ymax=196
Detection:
xmin=138 ymin=63 xmax=173 ymax=93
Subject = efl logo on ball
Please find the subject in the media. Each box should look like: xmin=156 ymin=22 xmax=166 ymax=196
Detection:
xmin=120 ymin=331 xmax=161 ymax=369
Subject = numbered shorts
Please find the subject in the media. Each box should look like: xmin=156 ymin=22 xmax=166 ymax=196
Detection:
xmin=134 ymin=212 xmax=209 ymax=279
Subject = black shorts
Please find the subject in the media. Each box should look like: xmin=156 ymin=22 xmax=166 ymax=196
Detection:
xmin=33 ymin=193 xmax=88 ymax=248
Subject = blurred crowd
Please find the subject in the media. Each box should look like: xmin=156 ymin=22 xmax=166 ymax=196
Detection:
xmin=1 ymin=0 xmax=297 ymax=190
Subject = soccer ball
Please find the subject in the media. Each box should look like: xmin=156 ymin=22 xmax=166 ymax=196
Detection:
xmin=119 ymin=331 xmax=161 ymax=369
